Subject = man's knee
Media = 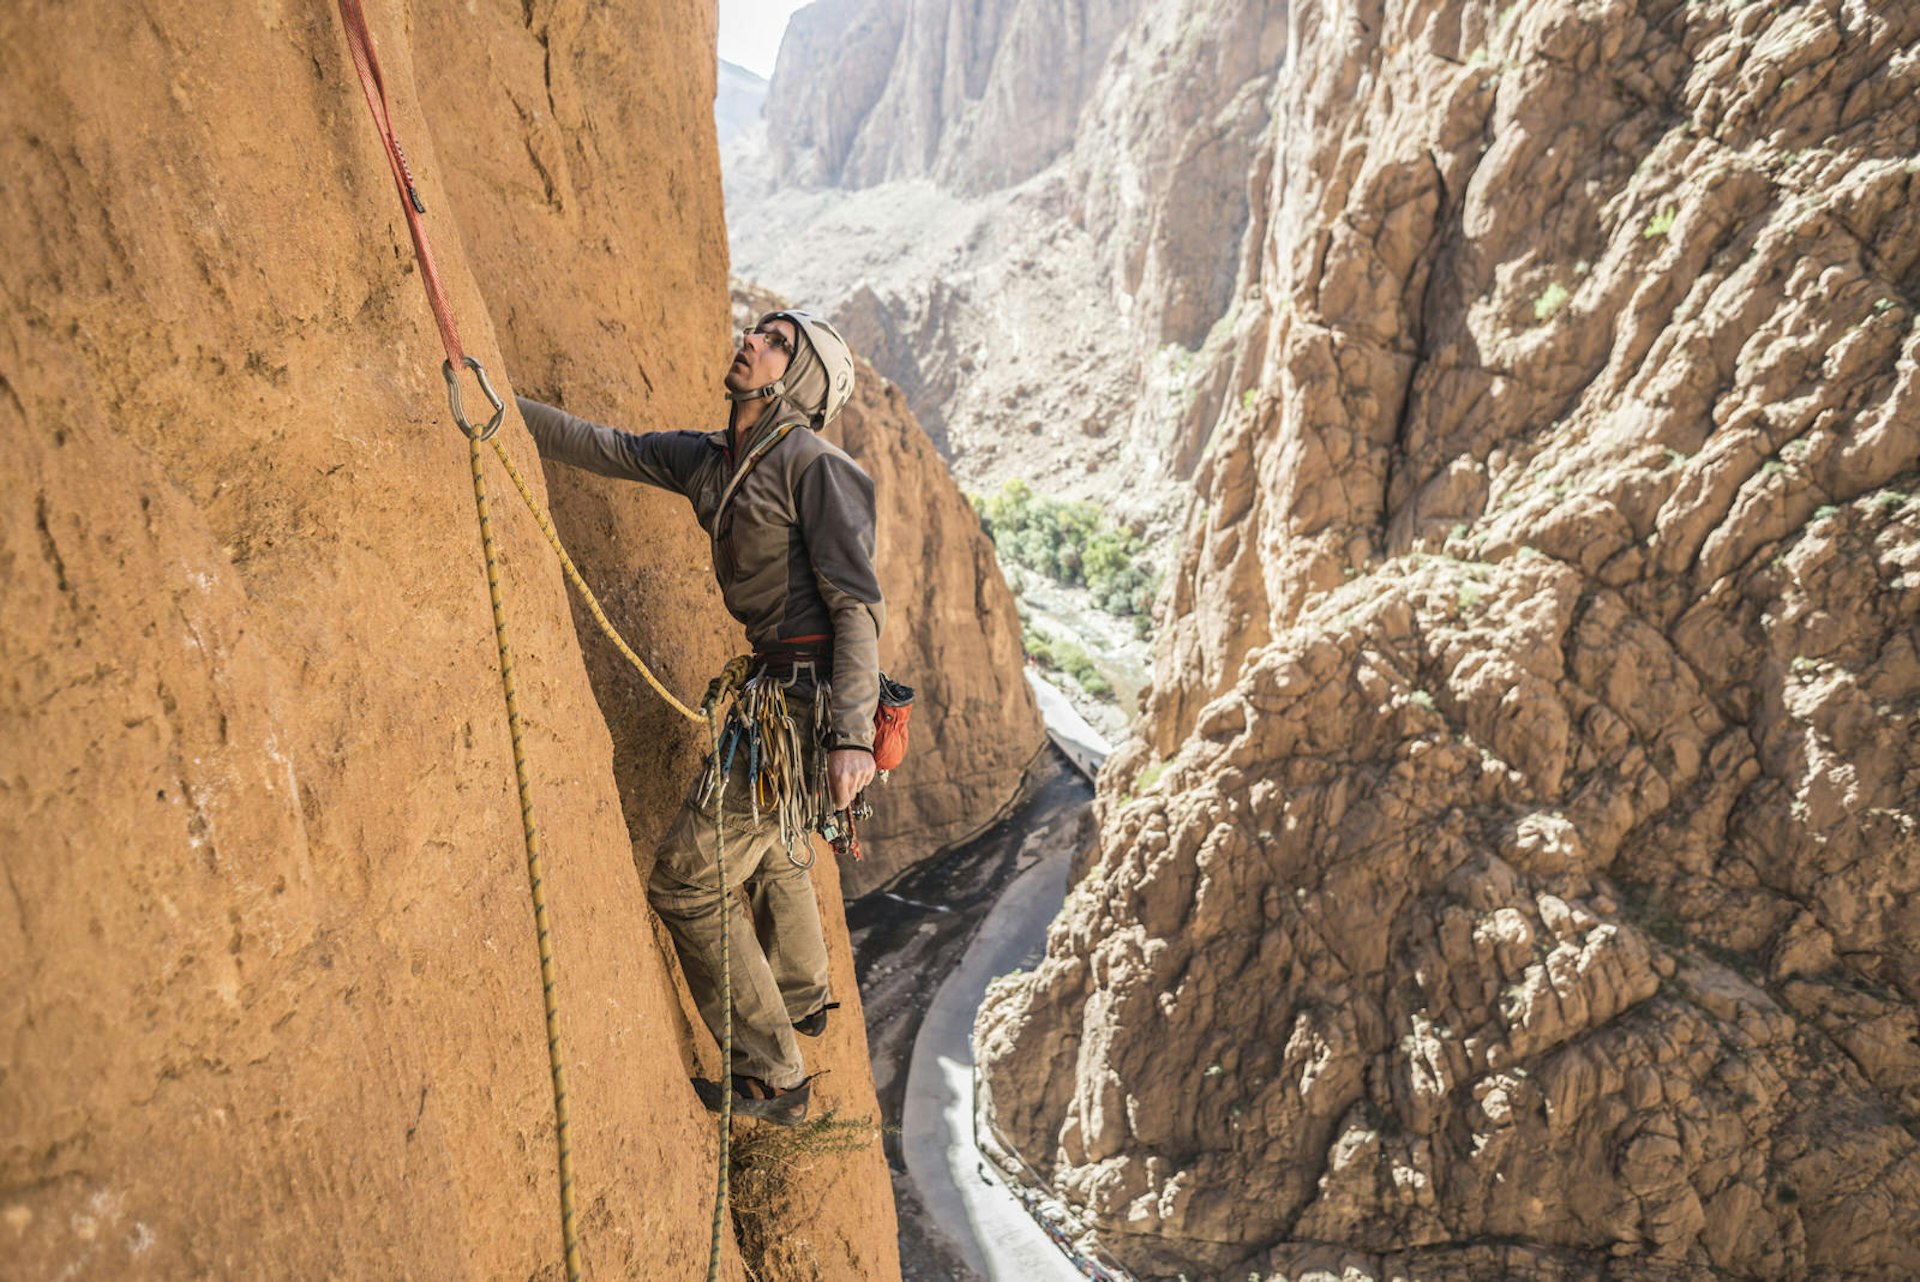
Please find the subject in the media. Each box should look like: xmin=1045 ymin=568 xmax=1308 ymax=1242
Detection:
xmin=647 ymin=850 xmax=713 ymax=924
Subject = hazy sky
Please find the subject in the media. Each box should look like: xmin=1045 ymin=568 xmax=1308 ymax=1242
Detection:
xmin=718 ymin=0 xmax=812 ymax=80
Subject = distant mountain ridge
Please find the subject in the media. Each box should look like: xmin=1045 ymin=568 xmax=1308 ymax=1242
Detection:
xmin=763 ymin=0 xmax=1141 ymax=195
xmin=715 ymin=57 xmax=767 ymax=148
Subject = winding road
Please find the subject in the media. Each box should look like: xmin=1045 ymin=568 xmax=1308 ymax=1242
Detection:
xmin=897 ymin=671 xmax=1113 ymax=1279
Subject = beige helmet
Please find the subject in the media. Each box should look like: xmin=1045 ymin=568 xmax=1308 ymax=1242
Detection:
xmin=728 ymin=309 xmax=856 ymax=430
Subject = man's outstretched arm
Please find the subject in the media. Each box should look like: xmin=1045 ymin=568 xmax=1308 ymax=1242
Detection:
xmin=516 ymin=395 xmax=708 ymax=495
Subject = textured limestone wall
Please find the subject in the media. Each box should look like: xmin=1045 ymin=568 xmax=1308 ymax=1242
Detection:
xmin=978 ymin=1 xmax=1920 ymax=1277
xmin=764 ymin=0 xmax=1142 ymax=195
xmin=0 ymin=2 xmax=898 ymax=1277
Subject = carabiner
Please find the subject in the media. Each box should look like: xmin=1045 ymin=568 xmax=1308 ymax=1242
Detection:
xmin=443 ymin=355 xmax=506 ymax=441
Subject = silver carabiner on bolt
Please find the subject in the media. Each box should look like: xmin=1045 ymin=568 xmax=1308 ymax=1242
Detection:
xmin=443 ymin=355 xmax=506 ymax=441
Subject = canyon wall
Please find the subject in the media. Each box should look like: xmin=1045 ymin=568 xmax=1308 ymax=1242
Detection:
xmin=825 ymin=359 xmax=1050 ymax=896
xmin=0 ymin=2 xmax=901 ymax=1277
xmin=764 ymin=0 xmax=1141 ymax=195
xmin=979 ymin=1 xmax=1920 ymax=1278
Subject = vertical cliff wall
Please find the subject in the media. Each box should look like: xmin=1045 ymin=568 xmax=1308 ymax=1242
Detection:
xmin=979 ymin=1 xmax=1920 ymax=1278
xmin=826 ymin=362 xmax=1049 ymax=896
xmin=0 ymin=2 xmax=897 ymax=1277
xmin=764 ymin=0 xmax=1142 ymax=195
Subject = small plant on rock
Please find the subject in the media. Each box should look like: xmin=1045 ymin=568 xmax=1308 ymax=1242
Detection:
xmin=729 ymin=1109 xmax=884 ymax=1277
xmin=1533 ymin=282 xmax=1571 ymax=322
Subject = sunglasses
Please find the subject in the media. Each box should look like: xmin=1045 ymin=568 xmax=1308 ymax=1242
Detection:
xmin=741 ymin=325 xmax=796 ymax=360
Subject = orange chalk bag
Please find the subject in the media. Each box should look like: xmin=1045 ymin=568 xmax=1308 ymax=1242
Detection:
xmin=873 ymin=674 xmax=915 ymax=773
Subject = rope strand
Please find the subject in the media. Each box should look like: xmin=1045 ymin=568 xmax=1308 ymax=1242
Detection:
xmin=487 ymin=438 xmax=704 ymax=722
xmin=706 ymin=710 xmax=732 ymax=1282
xmin=468 ymin=434 xmax=583 ymax=1282
xmin=334 ymin=10 xmax=736 ymax=1277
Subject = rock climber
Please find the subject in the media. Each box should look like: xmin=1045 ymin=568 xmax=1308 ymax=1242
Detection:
xmin=515 ymin=310 xmax=881 ymax=1125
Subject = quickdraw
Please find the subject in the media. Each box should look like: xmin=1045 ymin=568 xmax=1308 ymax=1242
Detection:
xmin=702 ymin=669 xmax=834 ymax=867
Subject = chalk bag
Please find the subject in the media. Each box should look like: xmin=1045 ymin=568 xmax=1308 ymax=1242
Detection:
xmin=872 ymin=674 xmax=915 ymax=772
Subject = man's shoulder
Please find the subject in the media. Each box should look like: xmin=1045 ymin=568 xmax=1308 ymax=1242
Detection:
xmin=631 ymin=425 xmax=728 ymax=456
xmin=778 ymin=427 xmax=867 ymax=478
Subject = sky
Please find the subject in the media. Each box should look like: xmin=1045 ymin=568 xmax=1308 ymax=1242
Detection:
xmin=718 ymin=0 xmax=812 ymax=80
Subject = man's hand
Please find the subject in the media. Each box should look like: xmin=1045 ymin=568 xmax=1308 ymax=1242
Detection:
xmin=827 ymin=748 xmax=876 ymax=810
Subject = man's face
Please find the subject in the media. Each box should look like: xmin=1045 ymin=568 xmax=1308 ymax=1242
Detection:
xmin=726 ymin=317 xmax=797 ymax=394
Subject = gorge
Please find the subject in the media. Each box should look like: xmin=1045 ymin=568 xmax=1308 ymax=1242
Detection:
xmin=735 ymin=0 xmax=1920 ymax=1278
xmin=4 ymin=0 xmax=1918 ymax=1280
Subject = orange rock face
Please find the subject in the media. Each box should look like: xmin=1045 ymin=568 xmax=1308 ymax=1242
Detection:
xmin=979 ymin=2 xmax=1920 ymax=1278
xmin=1 ymin=3 xmax=901 ymax=1278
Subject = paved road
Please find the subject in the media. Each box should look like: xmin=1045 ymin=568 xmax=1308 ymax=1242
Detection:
xmin=899 ymin=810 xmax=1088 ymax=1281
xmin=1025 ymin=669 xmax=1112 ymax=781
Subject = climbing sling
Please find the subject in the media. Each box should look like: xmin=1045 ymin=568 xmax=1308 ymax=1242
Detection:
xmin=330 ymin=6 xmax=735 ymax=1280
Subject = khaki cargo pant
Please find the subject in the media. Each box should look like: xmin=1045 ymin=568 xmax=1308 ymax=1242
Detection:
xmin=647 ymin=700 xmax=831 ymax=1091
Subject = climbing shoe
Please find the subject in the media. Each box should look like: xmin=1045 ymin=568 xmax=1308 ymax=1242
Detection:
xmin=693 ymin=1074 xmax=811 ymax=1126
xmin=793 ymin=1001 xmax=839 ymax=1038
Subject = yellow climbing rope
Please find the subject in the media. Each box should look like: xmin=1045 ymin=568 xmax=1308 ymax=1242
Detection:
xmin=486 ymin=437 xmax=704 ymax=724
xmin=483 ymin=429 xmax=739 ymax=1282
xmin=706 ymin=709 xmax=732 ymax=1282
xmin=334 ymin=6 xmax=739 ymax=1272
xmin=465 ymin=431 xmax=584 ymax=1282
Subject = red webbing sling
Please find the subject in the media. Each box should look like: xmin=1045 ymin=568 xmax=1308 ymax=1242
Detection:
xmin=329 ymin=4 xmax=571 ymax=1279
xmin=334 ymin=0 xmax=504 ymax=438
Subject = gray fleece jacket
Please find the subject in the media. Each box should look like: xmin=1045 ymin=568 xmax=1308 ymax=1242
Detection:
xmin=516 ymin=396 xmax=885 ymax=751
